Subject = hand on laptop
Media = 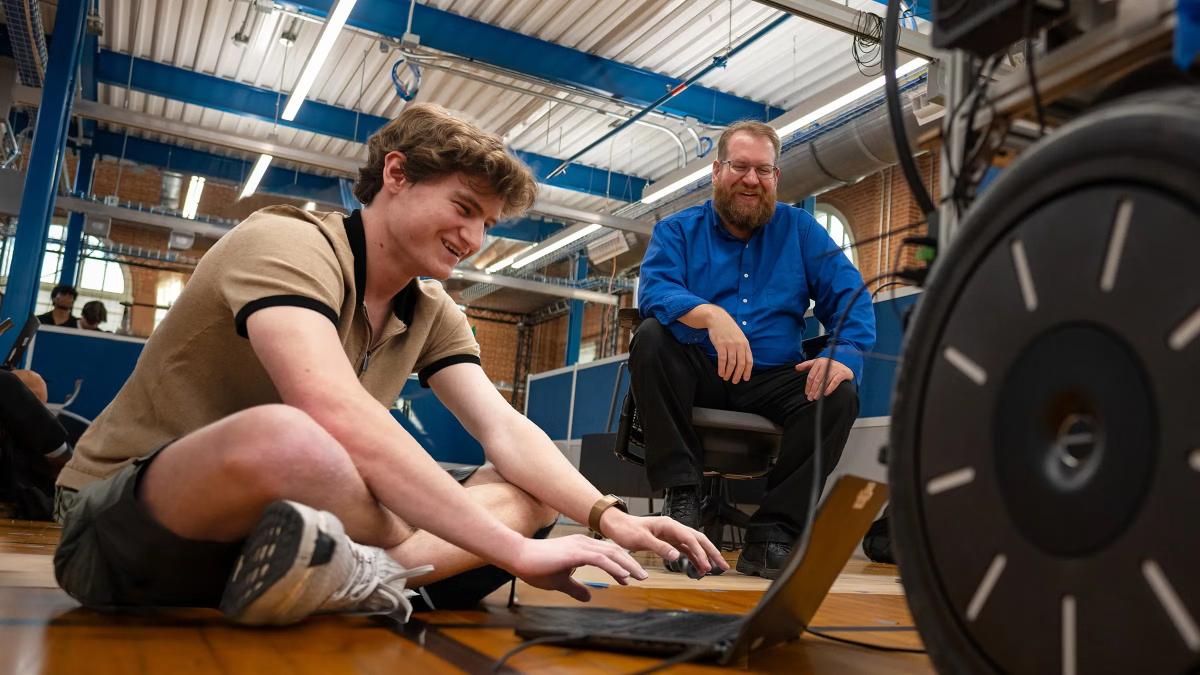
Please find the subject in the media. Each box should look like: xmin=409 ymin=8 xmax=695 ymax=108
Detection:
xmin=598 ymin=510 xmax=730 ymax=577
xmin=508 ymin=534 xmax=648 ymax=602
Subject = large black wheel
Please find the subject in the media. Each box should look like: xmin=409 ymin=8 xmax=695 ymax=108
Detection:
xmin=890 ymin=88 xmax=1200 ymax=674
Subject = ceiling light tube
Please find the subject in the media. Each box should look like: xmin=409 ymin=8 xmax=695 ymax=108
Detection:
xmin=511 ymin=223 xmax=602 ymax=270
xmin=240 ymin=153 xmax=274 ymax=199
xmin=641 ymin=59 xmax=929 ymax=206
xmin=181 ymin=175 xmax=205 ymax=219
xmin=640 ymin=165 xmax=713 ymax=205
xmin=485 ymin=245 xmax=534 ymax=274
xmin=281 ymin=0 xmax=359 ymax=121
xmin=774 ymin=58 xmax=928 ymax=138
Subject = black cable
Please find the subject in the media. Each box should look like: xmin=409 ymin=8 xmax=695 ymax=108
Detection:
xmin=627 ymin=644 xmax=713 ymax=675
xmin=851 ymin=11 xmax=884 ymax=77
xmin=882 ymin=0 xmax=937 ymax=221
xmin=491 ymin=633 xmax=586 ymax=672
xmin=805 ymin=627 xmax=927 ymax=654
xmin=1023 ymin=0 xmax=1047 ymax=137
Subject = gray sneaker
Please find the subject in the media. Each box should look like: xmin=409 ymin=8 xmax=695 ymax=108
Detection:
xmin=219 ymin=500 xmax=433 ymax=626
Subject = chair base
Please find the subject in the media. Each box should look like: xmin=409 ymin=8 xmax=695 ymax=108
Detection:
xmin=699 ymin=477 xmax=753 ymax=552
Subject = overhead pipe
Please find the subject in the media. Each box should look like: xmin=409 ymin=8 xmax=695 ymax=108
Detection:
xmin=640 ymin=77 xmax=936 ymax=219
xmin=547 ymin=13 xmax=792 ymax=179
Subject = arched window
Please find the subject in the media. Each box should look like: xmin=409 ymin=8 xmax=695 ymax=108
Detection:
xmin=813 ymin=205 xmax=855 ymax=266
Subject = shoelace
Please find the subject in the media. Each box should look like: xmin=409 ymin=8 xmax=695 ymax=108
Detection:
xmin=329 ymin=543 xmax=434 ymax=616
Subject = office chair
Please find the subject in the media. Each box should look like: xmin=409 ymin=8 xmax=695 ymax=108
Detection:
xmin=610 ymin=308 xmax=828 ymax=549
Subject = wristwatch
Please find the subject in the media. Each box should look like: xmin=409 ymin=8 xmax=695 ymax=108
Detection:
xmin=588 ymin=494 xmax=628 ymax=538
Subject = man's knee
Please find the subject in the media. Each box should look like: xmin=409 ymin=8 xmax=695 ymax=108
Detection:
xmin=629 ymin=317 xmax=672 ymax=361
xmin=825 ymin=381 xmax=860 ymax=419
xmin=217 ymin=405 xmax=351 ymax=493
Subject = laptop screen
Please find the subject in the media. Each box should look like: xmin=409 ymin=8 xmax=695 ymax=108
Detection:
xmin=3 ymin=313 xmax=40 ymax=370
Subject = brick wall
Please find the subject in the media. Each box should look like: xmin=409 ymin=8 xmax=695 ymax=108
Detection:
xmin=819 ymin=150 xmax=940 ymax=292
xmin=54 ymin=152 xmax=337 ymax=337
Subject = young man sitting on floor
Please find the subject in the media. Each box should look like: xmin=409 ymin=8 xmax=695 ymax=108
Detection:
xmin=53 ymin=103 xmax=727 ymax=625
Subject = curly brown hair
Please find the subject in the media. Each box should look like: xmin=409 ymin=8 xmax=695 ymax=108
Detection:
xmin=353 ymin=103 xmax=538 ymax=219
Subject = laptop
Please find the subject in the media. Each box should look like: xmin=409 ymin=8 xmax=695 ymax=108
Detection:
xmin=514 ymin=474 xmax=889 ymax=666
xmin=2 ymin=313 xmax=39 ymax=370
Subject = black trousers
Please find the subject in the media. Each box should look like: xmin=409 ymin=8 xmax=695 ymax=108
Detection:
xmin=628 ymin=319 xmax=859 ymax=544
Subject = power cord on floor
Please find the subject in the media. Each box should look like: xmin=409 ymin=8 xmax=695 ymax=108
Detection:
xmin=491 ymin=633 xmax=587 ymax=672
xmin=805 ymin=627 xmax=927 ymax=654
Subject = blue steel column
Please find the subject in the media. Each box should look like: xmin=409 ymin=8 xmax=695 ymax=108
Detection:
xmin=58 ymin=146 xmax=96 ymax=286
xmin=0 ymin=0 xmax=87 ymax=346
xmin=799 ymin=196 xmax=816 ymax=214
xmin=564 ymin=254 xmax=587 ymax=366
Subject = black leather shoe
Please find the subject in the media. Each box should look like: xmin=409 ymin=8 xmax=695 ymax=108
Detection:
xmin=660 ymin=485 xmax=700 ymax=573
xmin=735 ymin=541 xmax=791 ymax=580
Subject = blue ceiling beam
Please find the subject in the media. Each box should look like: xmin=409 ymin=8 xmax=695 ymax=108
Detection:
xmin=282 ymin=0 xmax=784 ymax=125
xmin=82 ymin=128 xmax=564 ymax=241
xmin=94 ymin=50 xmax=645 ymax=200
xmin=91 ymin=129 xmax=345 ymax=204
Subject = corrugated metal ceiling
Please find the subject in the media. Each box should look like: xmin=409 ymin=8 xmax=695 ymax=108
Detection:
xmin=82 ymin=0 xmax=894 ymax=194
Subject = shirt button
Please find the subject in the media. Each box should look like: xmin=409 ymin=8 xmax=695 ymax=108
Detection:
xmin=743 ymin=273 xmax=749 ymax=278
xmin=742 ymin=298 xmax=748 ymax=303
xmin=741 ymin=320 xmax=747 ymax=326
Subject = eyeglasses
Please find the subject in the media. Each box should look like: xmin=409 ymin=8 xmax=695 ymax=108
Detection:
xmin=719 ymin=160 xmax=778 ymax=180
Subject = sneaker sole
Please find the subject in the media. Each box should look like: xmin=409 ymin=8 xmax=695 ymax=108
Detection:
xmin=219 ymin=501 xmax=341 ymax=625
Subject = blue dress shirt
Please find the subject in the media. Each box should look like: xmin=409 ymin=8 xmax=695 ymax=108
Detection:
xmin=638 ymin=200 xmax=876 ymax=383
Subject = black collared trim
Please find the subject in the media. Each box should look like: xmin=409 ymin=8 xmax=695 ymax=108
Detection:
xmin=235 ymin=295 xmax=339 ymax=338
xmin=418 ymin=354 xmax=481 ymax=388
xmin=343 ymin=209 xmax=368 ymax=307
xmin=392 ymin=278 xmax=419 ymax=324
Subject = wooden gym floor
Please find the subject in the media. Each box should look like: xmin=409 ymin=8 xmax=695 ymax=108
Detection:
xmin=0 ymin=518 xmax=932 ymax=673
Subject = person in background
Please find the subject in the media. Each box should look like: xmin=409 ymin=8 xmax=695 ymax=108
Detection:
xmin=37 ymin=285 xmax=78 ymax=328
xmin=79 ymin=301 xmax=107 ymax=331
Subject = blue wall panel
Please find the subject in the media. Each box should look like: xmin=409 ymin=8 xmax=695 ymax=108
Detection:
xmin=859 ymin=293 xmax=920 ymax=418
xmin=570 ymin=360 xmax=628 ymax=438
xmin=393 ymin=378 xmax=483 ymax=464
xmin=27 ymin=330 xmax=145 ymax=421
xmin=525 ymin=371 xmax=572 ymax=440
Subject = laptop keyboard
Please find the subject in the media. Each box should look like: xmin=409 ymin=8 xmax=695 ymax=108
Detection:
xmin=516 ymin=606 xmax=743 ymax=640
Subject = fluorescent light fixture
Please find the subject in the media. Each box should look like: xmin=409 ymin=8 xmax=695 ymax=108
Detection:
xmin=484 ymin=245 xmax=535 ymax=274
xmin=240 ymin=153 xmax=274 ymax=199
xmin=640 ymin=58 xmax=929 ymax=206
xmin=640 ymin=165 xmax=713 ymax=205
xmin=511 ymin=224 xmax=602 ymax=270
xmin=281 ymin=0 xmax=358 ymax=121
xmin=303 ymin=200 xmax=317 ymax=211
xmin=181 ymin=175 xmax=205 ymax=219
xmin=254 ymin=9 xmax=281 ymax=52
xmin=774 ymin=58 xmax=928 ymax=138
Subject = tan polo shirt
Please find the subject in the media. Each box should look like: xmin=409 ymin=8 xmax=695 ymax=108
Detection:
xmin=57 ymin=206 xmax=480 ymax=490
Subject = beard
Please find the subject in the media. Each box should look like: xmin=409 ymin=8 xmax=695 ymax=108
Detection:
xmin=713 ymin=181 xmax=775 ymax=234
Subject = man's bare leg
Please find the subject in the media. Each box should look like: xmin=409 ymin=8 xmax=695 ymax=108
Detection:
xmin=138 ymin=405 xmax=556 ymax=583
xmin=387 ymin=464 xmax=559 ymax=587
xmin=138 ymin=404 xmax=408 ymax=547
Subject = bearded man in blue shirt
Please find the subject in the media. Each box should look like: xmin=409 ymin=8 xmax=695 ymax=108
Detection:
xmin=631 ymin=121 xmax=876 ymax=579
